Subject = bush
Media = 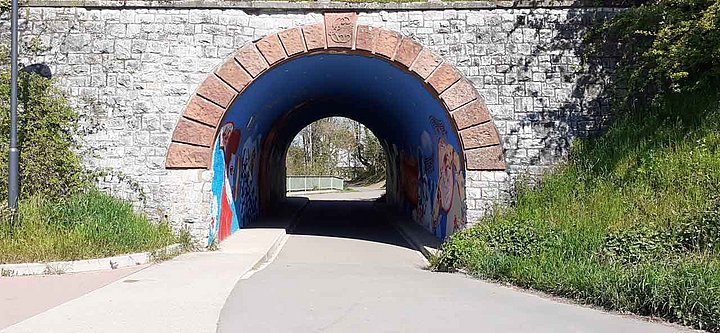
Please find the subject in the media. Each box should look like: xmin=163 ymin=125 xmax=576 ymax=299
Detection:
xmin=587 ymin=0 xmax=720 ymax=109
xmin=0 ymin=71 xmax=88 ymax=199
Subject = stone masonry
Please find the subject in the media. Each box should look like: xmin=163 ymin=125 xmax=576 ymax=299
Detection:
xmin=1 ymin=2 xmax=619 ymax=242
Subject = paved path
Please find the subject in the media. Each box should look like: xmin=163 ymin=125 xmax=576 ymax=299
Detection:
xmin=0 ymin=265 xmax=146 ymax=329
xmin=218 ymin=193 xmax=688 ymax=333
xmin=3 ymin=191 xmax=692 ymax=332
xmin=1 ymin=228 xmax=288 ymax=333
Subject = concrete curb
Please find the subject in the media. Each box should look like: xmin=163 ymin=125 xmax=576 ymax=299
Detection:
xmin=0 ymin=244 xmax=183 ymax=277
xmin=375 ymin=202 xmax=441 ymax=261
xmin=287 ymin=189 xmax=340 ymax=196
xmin=390 ymin=217 xmax=441 ymax=260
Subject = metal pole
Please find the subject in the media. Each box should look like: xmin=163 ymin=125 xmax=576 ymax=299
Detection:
xmin=8 ymin=0 xmax=20 ymax=209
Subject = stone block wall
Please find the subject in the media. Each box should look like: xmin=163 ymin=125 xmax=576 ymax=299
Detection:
xmin=0 ymin=2 xmax=618 ymax=241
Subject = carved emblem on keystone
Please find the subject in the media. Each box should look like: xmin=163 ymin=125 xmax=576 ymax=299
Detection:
xmin=325 ymin=13 xmax=357 ymax=48
xmin=329 ymin=17 xmax=353 ymax=43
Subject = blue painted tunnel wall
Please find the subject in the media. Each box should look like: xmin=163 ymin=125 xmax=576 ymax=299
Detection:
xmin=208 ymin=53 xmax=466 ymax=245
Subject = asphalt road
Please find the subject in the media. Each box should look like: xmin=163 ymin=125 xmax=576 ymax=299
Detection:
xmin=217 ymin=193 xmax=687 ymax=333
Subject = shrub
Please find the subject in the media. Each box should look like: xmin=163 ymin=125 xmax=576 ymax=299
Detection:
xmin=587 ymin=0 xmax=720 ymax=110
xmin=0 ymin=70 xmax=89 ymax=200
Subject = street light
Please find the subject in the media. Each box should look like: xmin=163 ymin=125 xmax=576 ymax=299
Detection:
xmin=8 ymin=0 xmax=19 ymax=209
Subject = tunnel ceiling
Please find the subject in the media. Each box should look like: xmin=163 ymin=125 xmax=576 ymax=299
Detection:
xmin=223 ymin=53 xmax=460 ymax=156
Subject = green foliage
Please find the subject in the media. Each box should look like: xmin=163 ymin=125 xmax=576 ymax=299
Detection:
xmin=286 ymin=117 xmax=386 ymax=182
xmin=0 ymin=70 xmax=89 ymax=200
xmin=433 ymin=91 xmax=720 ymax=330
xmin=0 ymin=190 xmax=181 ymax=263
xmin=587 ymin=0 xmax=720 ymax=109
xmin=601 ymin=204 xmax=720 ymax=264
xmin=0 ymin=47 xmax=182 ymax=262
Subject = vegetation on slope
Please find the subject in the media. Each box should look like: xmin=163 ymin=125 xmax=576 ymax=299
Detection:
xmin=0 ymin=70 xmax=183 ymax=264
xmin=0 ymin=191 xmax=183 ymax=264
xmin=433 ymin=0 xmax=720 ymax=330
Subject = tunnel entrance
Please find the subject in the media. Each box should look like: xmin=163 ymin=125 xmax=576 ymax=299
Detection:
xmin=285 ymin=117 xmax=386 ymax=192
xmin=164 ymin=13 xmax=507 ymax=247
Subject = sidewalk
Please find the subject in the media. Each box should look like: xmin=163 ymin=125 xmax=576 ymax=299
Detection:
xmin=0 ymin=265 xmax=147 ymax=329
xmin=2 ymin=199 xmax=306 ymax=333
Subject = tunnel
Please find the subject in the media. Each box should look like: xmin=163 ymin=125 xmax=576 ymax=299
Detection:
xmin=164 ymin=14 xmax=507 ymax=246
xmin=210 ymin=52 xmax=466 ymax=245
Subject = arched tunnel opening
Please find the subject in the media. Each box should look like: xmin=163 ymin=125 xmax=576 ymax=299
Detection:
xmin=285 ymin=117 xmax=387 ymax=189
xmin=207 ymin=52 xmax=467 ymax=246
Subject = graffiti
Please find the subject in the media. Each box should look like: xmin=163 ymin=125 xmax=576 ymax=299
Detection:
xmin=400 ymin=152 xmax=419 ymax=206
xmin=387 ymin=116 xmax=466 ymax=240
xmin=237 ymin=136 xmax=259 ymax=228
xmin=432 ymin=137 xmax=465 ymax=238
xmin=429 ymin=115 xmax=447 ymax=137
xmin=209 ymin=122 xmax=242 ymax=245
xmin=209 ymin=119 xmax=262 ymax=245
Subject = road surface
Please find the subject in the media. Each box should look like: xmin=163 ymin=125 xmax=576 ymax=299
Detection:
xmin=217 ymin=191 xmax=686 ymax=333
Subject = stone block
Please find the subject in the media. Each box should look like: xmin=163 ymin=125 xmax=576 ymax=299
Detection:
xmin=427 ymin=63 xmax=461 ymax=94
xmin=183 ymin=96 xmax=225 ymax=127
xmin=196 ymin=75 xmax=236 ymax=108
xmin=255 ymin=34 xmax=286 ymax=65
xmin=465 ymin=145 xmax=506 ymax=171
xmin=395 ymin=37 xmax=423 ymax=67
xmin=234 ymin=44 xmax=269 ymax=77
xmin=171 ymin=118 xmax=215 ymax=147
xmin=278 ymin=27 xmax=306 ymax=56
xmin=451 ymin=100 xmax=492 ymax=129
xmin=460 ymin=122 xmax=501 ymax=149
xmin=355 ymin=25 xmax=379 ymax=52
xmin=166 ymin=143 xmax=211 ymax=169
xmin=302 ymin=23 xmax=326 ymax=50
xmin=215 ymin=59 xmax=252 ymax=92
xmin=440 ymin=79 xmax=478 ymax=110
xmin=374 ymin=29 xmax=401 ymax=58
xmin=325 ymin=12 xmax=357 ymax=48
xmin=409 ymin=48 xmax=441 ymax=79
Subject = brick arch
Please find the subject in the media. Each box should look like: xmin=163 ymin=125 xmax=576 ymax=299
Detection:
xmin=165 ymin=12 xmax=506 ymax=171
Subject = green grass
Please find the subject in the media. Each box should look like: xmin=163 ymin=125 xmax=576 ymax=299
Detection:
xmin=432 ymin=91 xmax=720 ymax=331
xmin=0 ymin=190 xmax=185 ymax=264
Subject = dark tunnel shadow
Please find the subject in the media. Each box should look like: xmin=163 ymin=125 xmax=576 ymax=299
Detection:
xmin=289 ymin=199 xmax=415 ymax=250
xmin=248 ymin=196 xmax=422 ymax=251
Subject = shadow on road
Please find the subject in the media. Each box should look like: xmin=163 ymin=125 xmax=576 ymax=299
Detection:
xmin=287 ymin=199 xmax=414 ymax=250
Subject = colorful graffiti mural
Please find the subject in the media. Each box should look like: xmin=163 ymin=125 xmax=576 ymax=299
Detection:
xmin=206 ymin=53 xmax=467 ymax=244
xmin=210 ymin=123 xmax=241 ymax=244
xmin=209 ymin=119 xmax=261 ymax=246
xmin=388 ymin=115 xmax=466 ymax=240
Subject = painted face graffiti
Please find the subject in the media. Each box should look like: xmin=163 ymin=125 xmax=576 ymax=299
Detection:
xmin=432 ymin=136 xmax=466 ymax=238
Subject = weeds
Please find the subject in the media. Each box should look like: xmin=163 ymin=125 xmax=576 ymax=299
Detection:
xmin=0 ymin=190 xmax=181 ymax=264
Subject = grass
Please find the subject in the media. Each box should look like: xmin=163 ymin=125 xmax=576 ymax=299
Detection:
xmin=432 ymin=91 xmax=720 ymax=331
xmin=0 ymin=190 xmax=186 ymax=264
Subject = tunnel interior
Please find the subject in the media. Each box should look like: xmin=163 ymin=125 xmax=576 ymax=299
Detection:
xmin=208 ymin=53 xmax=466 ymax=245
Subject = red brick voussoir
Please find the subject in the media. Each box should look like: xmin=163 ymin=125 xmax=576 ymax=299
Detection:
xmin=165 ymin=12 xmax=506 ymax=171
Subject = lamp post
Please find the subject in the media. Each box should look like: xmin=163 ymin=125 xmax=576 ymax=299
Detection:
xmin=8 ymin=0 xmax=19 ymax=209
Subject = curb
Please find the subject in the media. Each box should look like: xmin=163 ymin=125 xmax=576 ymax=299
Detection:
xmin=287 ymin=189 xmax=340 ymax=196
xmin=374 ymin=202 xmax=442 ymax=261
xmin=0 ymin=243 xmax=183 ymax=277
xmin=236 ymin=199 xmax=310 ymax=280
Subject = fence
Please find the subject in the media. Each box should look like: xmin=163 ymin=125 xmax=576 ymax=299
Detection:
xmin=286 ymin=175 xmax=345 ymax=192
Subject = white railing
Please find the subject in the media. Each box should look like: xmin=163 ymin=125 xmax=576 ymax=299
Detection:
xmin=286 ymin=175 xmax=344 ymax=192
